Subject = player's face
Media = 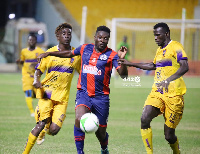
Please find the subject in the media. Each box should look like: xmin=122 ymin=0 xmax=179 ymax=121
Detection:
xmin=153 ymin=27 xmax=168 ymax=47
xmin=57 ymin=28 xmax=72 ymax=45
xmin=28 ymin=36 xmax=37 ymax=48
xmin=94 ymin=31 xmax=110 ymax=52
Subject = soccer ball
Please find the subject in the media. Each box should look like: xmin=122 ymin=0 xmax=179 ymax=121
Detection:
xmin=80 ymin=113 xmax=99 ymax=133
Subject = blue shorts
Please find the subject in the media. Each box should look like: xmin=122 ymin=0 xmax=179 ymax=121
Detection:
xmin=75 ymin=90 xmax=110 ymax=127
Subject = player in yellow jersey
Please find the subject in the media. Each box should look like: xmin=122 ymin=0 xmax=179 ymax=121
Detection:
xmin=22 ymin=23 xmax=81 ymax=154
xmin=16 ymin=34 xmax=45 ymax=117
xmin=118 ymin=22 xmax=189 ymax=154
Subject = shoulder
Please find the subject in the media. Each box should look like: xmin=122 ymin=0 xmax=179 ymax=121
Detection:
xmin=82 ymin=44 xmax=94 ymax=50
xmin=169 ymin=41 xmax=183 ymax=49
xmin=21 ymin=48 xmax=28 ymax=52
xmin=46 ymin=46 xmax=58 ymax=52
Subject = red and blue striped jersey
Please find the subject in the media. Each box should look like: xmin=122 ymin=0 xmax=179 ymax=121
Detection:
xmin=72 ymin=44 xmax=120 ymax=96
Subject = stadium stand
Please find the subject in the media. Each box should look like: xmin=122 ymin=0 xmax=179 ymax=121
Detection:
xmin=60 ymin=0 xmax=198 ymax=40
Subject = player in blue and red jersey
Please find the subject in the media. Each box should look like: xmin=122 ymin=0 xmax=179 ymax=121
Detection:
xmin=37 ymin=25 xmax=128 ymax=154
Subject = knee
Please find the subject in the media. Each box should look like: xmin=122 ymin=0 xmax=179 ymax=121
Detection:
xmin=49 ymin=125 xmax=60 ymax=136
xmin=32 ymin=122 xmax=46 ymax=136
xmin=141 ymin=115 xmax=151 ymax=127
xmin=164 ymin=132 xmax=176 ymax=143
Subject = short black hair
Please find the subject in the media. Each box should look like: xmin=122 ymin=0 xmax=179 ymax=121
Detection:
xmin=55 ymin=23 xmax=72 ymax=35
xmin=28 ymin=33 xmax=37 ymax=40
xmin=96 ymin=25 xmax=110 ymax=35
xmin=154 ymin=22 xmax=170 ymax=33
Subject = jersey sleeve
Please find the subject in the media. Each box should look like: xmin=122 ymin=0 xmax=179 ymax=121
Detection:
xmin=175 ymin=45 xmax=188 ymax=62
xmin=113 ymin=53 xmax=121 ymax=70
xmin=72 ymin=45 xmax=82 ymax=56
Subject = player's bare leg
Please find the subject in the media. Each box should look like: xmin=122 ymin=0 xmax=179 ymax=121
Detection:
xmin=95 ymin=127 xmax=109 ymax=154
xmin=164 ymin=124 xmax=180 ymax=154
xmin=23 ymin=118 xmax=49 ymax=154
xmin=140 ymin=105 xmax=160 ymax=154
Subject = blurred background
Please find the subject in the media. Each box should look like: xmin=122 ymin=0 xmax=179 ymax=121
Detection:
xmin=0 ymin=0 xmax=199 ymax=76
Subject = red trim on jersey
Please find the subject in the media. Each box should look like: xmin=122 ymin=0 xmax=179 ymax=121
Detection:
xmin=103 ymin=51 xmax=117 ymax=95
xmin=99 ymin=124 xmax=107 ymax=127
xmin=116 ymin=66 xmax=121 ymax=70
xmin=87 ymin=48 xmax=101 ymax=96
xmin=71 ymin=49 xmax=75 ymax=55
xmin=77 ymin=44 xmax=87 ymax=89
xmin=75 ymin=104 xmax=91 ymax=111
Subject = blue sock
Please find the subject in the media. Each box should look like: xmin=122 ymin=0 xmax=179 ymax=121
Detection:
xmin=74 ymin=125 xmax=85 ymax=153
xmin=100 ymin=132 xmax=109 ymax=150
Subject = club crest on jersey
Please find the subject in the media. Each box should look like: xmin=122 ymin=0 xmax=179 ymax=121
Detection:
xmin=100 ymin=54 xmax=107 ymax=60
xmin=83 ymin=64 xmax=101 ymax=75
xmin=92 ymin=58 xmax=96 ymax=62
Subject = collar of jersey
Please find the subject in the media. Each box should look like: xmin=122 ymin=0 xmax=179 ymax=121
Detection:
xmin=93 ymin=46 xmax=108 ymax=55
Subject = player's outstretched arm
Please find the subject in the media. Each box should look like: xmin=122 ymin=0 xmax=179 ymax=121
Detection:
xmin=118 ymin=59 xmax=156 ymax=71
xmin=16 ymin=59 xmax=24 ymax=65
xmin=37 ymin=50 xmax=74 ymax=62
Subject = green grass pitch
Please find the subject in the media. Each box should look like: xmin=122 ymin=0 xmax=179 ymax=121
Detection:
xmin=0 ymin=73 xmax=200 ymax=154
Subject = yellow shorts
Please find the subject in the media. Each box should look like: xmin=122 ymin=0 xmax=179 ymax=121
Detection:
xmin=144 ymin=92 xmax=184 ymax=129
xmin=35 ymin=99 xmax=68 ymax=128
xmin=22 ymin=75 xmax=34 ymax=91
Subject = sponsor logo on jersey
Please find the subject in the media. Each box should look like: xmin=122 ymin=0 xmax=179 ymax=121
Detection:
xmin=83 ymin=64 xmax=101 ymax=75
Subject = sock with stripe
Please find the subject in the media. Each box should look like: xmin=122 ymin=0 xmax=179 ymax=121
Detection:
xmin=100 ymin=132 xmax=109 ymax=150
xmin=23 ymin=132 xmax=37 ymax=154
xmin=25 ymin=97 xmax=34 ymax=114
xmin=74 ymin=125 xmax=85 ymax=154
xmin=141 ymin=127 xmax=153 ymax=154
xmin=170 ymin=138 xmax=180 ymax=154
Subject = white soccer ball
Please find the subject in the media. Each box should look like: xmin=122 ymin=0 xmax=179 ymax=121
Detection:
xmin=80 ymin=113 xmax=99 ymax=133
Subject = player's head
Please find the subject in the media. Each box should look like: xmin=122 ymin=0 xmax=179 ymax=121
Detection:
xmin=94 ymin=26 xmax=110 ymax=52
xmin=28 ymin=33 xmax=37 ymax=48
xmin=153 ymin=22 xmax=170 ymax=47
xmin=55 ymin=23 xmax=72 ymax=45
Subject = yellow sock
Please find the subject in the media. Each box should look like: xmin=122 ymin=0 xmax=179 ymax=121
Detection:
xmin=23 ymin=133 xmax=37 ymax=154
xmin=25 ymin=97 xmax=34 ymax=114
xmin=170 ymin=139 xmax=180 ymax=154
xmin=45 ymin=122 xmax=51 ymax=135
xmin=141 ymin=127 xmax=153 ymax=154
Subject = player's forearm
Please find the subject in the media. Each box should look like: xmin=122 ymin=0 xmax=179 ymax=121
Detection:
xmin=128 ymin=62 xmax=156 ymax=70
xmin=118 ymin=64 xmax=128 ymax=79
xmin=34 ymin=70 xmax=42 ymax=83
xmin=48 ymin=50 xmax=73 ymax=58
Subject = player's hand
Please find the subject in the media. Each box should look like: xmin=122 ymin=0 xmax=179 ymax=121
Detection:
xmin=157 ymin=80 xmax=170 ymax=93
xmin=33 ymin=81 xmax=42 ymax=89
xmin=118 ymin=58 xmax=131 ymax=66
xmin=118 ymin=46 xmax=127 ymax=59
xmin=16 ymin=59 xmax=20 ymax=64
xmin=37 ymin=52 xmax=49 ymax=62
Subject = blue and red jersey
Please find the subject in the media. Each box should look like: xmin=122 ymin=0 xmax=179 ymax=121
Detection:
xmin=72 ymin=44 xmax=120 ymax=97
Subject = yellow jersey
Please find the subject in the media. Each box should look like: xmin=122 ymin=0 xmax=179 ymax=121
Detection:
xmin=152 ymin=40 xmax=188 ymax=96
xmin=20 ymin=47 xmax=45 ymax=78
xmin=35 ymin=45 xmax=81 ymax=102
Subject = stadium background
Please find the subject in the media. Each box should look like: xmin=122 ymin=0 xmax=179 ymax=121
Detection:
xmin=0 ymin=0 xmax=200 ymax=76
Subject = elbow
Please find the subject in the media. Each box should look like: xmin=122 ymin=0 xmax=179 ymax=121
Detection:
xmin=185 ymin=65 xmax=189 ymax=73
